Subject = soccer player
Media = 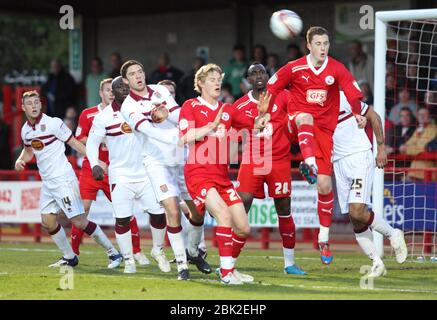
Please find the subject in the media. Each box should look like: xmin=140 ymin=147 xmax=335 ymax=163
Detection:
xmin=86 ymin=76 xmax=171 ymax=274
xmin=179 ymin=63 xmax=268 ymax=284
xmin=16 ymin=90 xmax=119 ymax=267
xmin=333 ymin=91 xmax=408 ymax=277
xmin=73 ymin=78 xmax=148 ymax=267
xmin=222 ymin=63 xmax=306 ymax=275
xmin=120 ymin=60 xmax=210 ymax=280
xmin=267 ymin=26 xmax=365 ymax=264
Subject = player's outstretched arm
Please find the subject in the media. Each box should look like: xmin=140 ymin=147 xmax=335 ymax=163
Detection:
xmin=180 ymin=105 xmax=225 ymax=145
xmin=14 ymin=146 xmax=34 ymax=171
xmin=67 ymin=136 xmax=86 ymax=156
xmin=365 ymin=107 xmax=387 ymax=168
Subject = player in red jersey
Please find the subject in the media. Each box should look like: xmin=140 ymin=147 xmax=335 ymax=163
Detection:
xmin=179 ymin=63 xmax=269 ymax=284
xmin=72 ymin=78 xmax=148 ymax=266
xmin=221 ymin=63 xmax=306 ymax=275
xmin=267 ymin=27 xmax=366 ymax=265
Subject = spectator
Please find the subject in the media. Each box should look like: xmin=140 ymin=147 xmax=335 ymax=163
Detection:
xmin=109 ymin=52 xmax=123 ymax=79
xmin=251 ymin=44 xmax=267 ymax=66
xmin=223 ymin=44 xmax=249 ymax=98
xmin=385 ymin=107 xmax=416 ymax=154
xmin=149 ymin=53 xmax=184 ymax=85
xmin=41 ymin=58 xmax=77 ymax=119
xmin=286 ymin=43 xmax=302 ymax=62
xmin=178 ymin=57 xmax=205 ymax=102
xmin=85 ymin=57 xmax=108 ymax=107
xmin=348 ymin=40 xmax=374 ymax=92
xmin=220 ymin=83 xmax=235 ymax=104
xmin=385 ymin=73 xmax=396 ymax=114
xmin=358 ymin=80 xmax=373 ymax=105
xmin=400 ymin=107 xmax=437 ymax=181
xmin=389 ymin=88 xmax=418 ymax=125
xmin=266 ymin=53 xmax=280 ymax=77
xmin=157 ymin=79 xmax=177 ymax=99
xmin=423 ymin=90 xmax=437 ymax=121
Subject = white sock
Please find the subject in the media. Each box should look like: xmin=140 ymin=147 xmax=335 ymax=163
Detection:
xmin=167 ymin=229 xmax=188 ymax=271
xmin=283 ymin=248 xmax=295 ymax=267
xmin=51 ymin=226 xmax=75 ymax=259
xmin=318 ymin=225 xmax=330 ymax=243
xmin=90 ymin=225 xmax=119 ymax=256
xmin=115 ymin=230 xmax=133 ymax=261
xmin=199 ymin=228 xmax=206 ymax=251
xmin=370 ymin=212 xmax=395 ymax=238
xmin=150 ymin=225 xmax=166 ymax=254
xmin=355 ymin=228 xmax=381 ymax=262
xmin=220 ymin=256 xmax=234 ymax=270
xmin=305 ymin=156 xmax=316 ymax=167
xmin=187 ymin=221 xmax=203 ymax=257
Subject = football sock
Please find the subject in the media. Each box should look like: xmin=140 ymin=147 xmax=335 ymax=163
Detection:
xmin=318 ymin=192 xmax=334 ymax=242
xmin=129 ymin=216 xmax=141 ymax=254
xmin=84 ymin=221 xmax=119 ymax=256
xmin=278 ymin=213 xmax=296 ymax=267
xmin=167 ymin=225 xmax=188 ymax=271
xmin=231 ymin=232 xmax=247 ymax=266
xmin=187 ymin=218 xmax=203 ymax=257
xmin=369 ymin=210 xmax=395 ymax=238
xmin=298 ymin=124 xmax=316 ymax=162
xmin=50 ymin=224 xmax=75 ymax=260
xmin=115 ymin=222 xmax=133 ymax=261
xmin=355 ymin=227 xmax=381 ymax=262
xmin=71 ymin=224 xmax=84 ymax=256
xmin=216 ymin=226 xmax=234 ymax=276
xmin=150 ymin=214 xmax=167 ymax=254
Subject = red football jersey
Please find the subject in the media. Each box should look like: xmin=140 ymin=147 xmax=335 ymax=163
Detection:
xmin=76 ymin=104 xmax=109 ymax=171
xmin=267 ymin=55 xmax=363 ymax=134
xmin=179 ymin=97 xmax=230 ymax=179
xmin=223 ymin=90 xmax=291 ymax=164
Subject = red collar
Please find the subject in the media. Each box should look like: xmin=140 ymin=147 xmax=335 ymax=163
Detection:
xmin=129 ymin=86 xmax=154 ymax=101
xmin=27 ymin=112 xmax=43 ymax=130
xmin=111 ymin=100 xmax=121 ymax=111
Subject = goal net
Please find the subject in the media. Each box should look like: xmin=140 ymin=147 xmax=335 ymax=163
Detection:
xmin=374 ymin=9 xmax=437 ymax=261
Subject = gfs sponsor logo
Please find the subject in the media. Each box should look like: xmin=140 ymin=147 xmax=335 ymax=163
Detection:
xmin=306 ymin=89 xmax=327 ymax=106
xmin=31 ymin=139 xmax=44 ymax=151
xmin=120 ymin=122 xmax=132 ymax=134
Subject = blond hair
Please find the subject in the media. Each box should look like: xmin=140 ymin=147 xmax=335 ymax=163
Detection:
xmin=99 ymin=78 xmax=113 ymax=90
xmin=194 ymin=63 xmax=223 ymax=94
xmin=22 ymin=90 xmax=40 ymax=104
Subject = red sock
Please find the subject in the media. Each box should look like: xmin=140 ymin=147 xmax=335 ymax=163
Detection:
xmin=130 ymin=216 xmax=141 ymax=254
xmin=231 ymin=232 xmax=247 ymax=260
xmin=318 ymin=192 xmax=334 ymax=227
xmin=278 ymin=214 xmax=296 ymax=249
xmin=215 ymin=226 xmax=233 ymax=276
xmin=71 ymin=224 xmax=85 ymax=256
xmin=297 ymin=124 xmax=315 ymax=160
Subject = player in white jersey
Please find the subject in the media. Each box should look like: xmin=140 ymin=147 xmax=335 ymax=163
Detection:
xmin=119 ymin=60 xmax=210 ymax=280
xmin=87 ymin=76 xmax=171 ymax=274
xmin=15 ymin=91 xmax=121 ymax=268
xmin=333 ymin=91 xmax=408 ymax=277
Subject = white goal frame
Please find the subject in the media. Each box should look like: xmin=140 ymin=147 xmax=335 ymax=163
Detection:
xmin=373 ymin=8 xmax=437 ymax=257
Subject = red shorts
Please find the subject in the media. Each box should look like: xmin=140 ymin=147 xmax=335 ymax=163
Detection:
xmin=79 ymin=169 xmax=111 ymax=201
xmin=288 ymin=112 xmax=333 ymax=176
xmin=237 ymin=161 xmax=291 ymax=199
xmin=185 ymin=175 xmax=242 ymax=215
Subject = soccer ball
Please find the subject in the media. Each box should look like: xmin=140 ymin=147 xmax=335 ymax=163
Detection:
xmin=270 ymin=9 xmax=303 ymax=40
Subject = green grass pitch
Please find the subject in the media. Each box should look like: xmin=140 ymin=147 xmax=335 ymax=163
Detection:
xmin=1 ymin=243 xmax=437 ymax=300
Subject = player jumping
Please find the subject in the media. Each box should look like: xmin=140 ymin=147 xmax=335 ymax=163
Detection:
xmin=267 ymin=26 xmax=366 ymax=264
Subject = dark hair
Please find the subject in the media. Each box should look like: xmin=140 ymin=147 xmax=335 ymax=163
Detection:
xmin=400 ymin=107 xmax=412 ymax=114
xmin=120 ymin=60 xmax=144 ymax=79
xmin=158 ymin=79 xmax=177 ymax=91
xmin=233 ymin=44 xmax=246 ymax=52
xmin=92 ymin=57 xmax=103 ymax=67
xmin=306 ymin=26 xmax=329 ymax=43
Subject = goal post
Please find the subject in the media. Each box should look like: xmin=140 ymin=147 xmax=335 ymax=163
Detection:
xmin=373 ymin=8 xmax=437 ymax=257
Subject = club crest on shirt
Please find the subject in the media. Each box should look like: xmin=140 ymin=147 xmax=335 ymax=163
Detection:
xmin=306 ymin=89 xmax=327 ymax=106
xmin=160 ymin=184 xmax=168 ymax=193
xmin=325 ymin=75 xmax=335 ymax=85
xmin=179 ymin=118 xmax=188 ymax=131
xmin=221 ymin=112 xmax=230 ymax=121
xmin=31 ymin=139 xmax=44 ymax=151
xmin=40 ymin=124 xmax=46 ymax=132
xmin=120 ymin=122 xmax=132 ymax=134
xmin=272 ymin=105 xmax=278 ymax=113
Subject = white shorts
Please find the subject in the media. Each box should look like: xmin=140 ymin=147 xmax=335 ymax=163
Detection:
xmin=40 ymin=174 xmax=84 ymax=219
xmin=169 ymin=165 xmax=192 ymax=201
xmin=143 ymin=161 xmax=180 ymax=202
xmin=333 ymin=150 xmax=374 ymax=214
xmin=111 ymin=180 xmax=164 ymax=218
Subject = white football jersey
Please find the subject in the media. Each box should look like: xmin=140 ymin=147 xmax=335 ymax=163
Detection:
xmin=90 ymin=102 xmax=148 ymax=184
xmin=120 ymin=84 xmax=179 ymax=165
xmin=21 ymin=113 xmax=75 ymax=181
xmin=333 ymin=91 xmax=372 ymax=161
